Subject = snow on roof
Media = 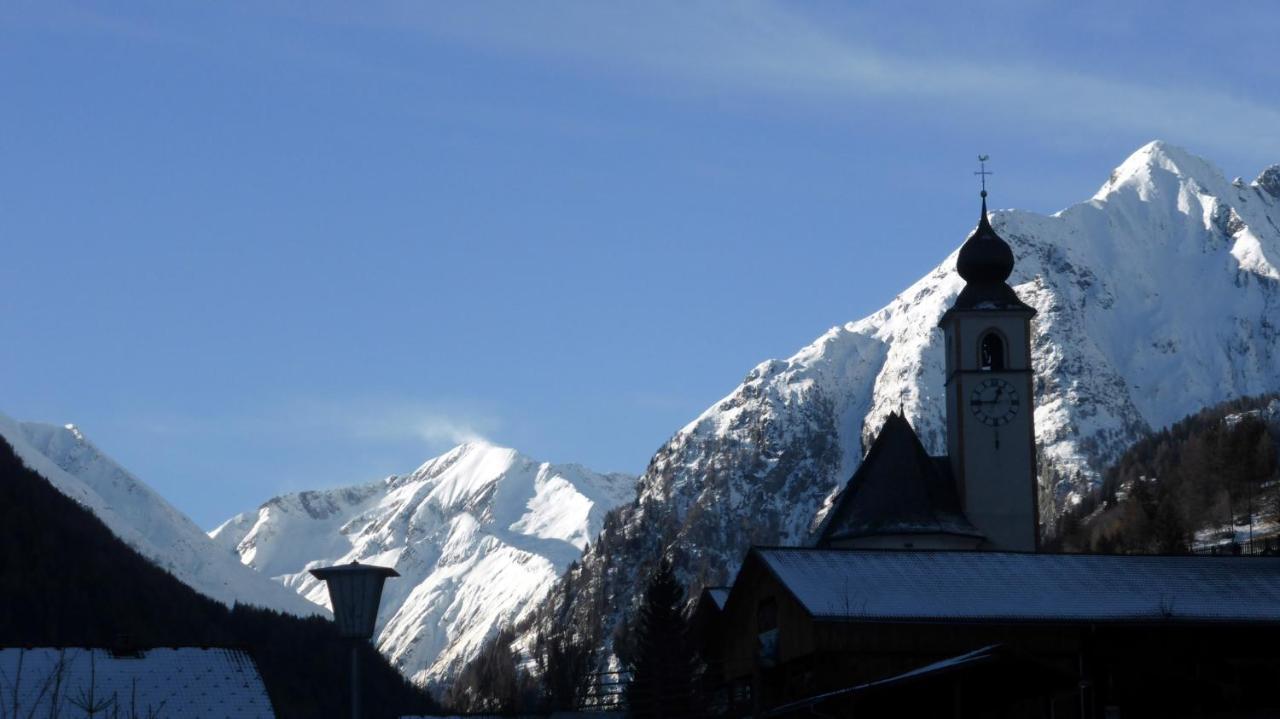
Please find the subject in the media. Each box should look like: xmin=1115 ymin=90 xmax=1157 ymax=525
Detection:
xmin=756 ymin=549 xmax=1280 ymax=624
xmin=0 ymin=648 xmax=275 ymax=718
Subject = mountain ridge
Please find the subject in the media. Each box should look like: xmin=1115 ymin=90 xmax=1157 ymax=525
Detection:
xmin=210 ymin=440 xmax=636 ymax=688
xmin=13 ymin=140 xmax=1280 ymax=695
xmin=504 ymin=140 xmax=1280 ymax=680
xmin=0 ymin=412 xmax=325 ymax=618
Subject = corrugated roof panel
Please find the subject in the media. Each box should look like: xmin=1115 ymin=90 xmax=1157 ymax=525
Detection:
xmin=757 ymin=549 xmax=1280 ymax=623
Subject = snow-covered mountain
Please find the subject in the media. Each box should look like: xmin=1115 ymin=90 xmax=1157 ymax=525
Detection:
xmin=210 ymin=442 xmax=634 ymax=688
xmin=512 ymin=141 xmax=1280 ymax=674
xmin=0 ymin=412 xmax=324 ymax=617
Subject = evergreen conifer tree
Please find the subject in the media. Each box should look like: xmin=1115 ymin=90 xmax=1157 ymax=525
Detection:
xmin=625 ymin=559 xmax=698 ymax=718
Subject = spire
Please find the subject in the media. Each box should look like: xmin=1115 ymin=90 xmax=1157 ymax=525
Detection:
xmin=941 ymin=155 xmax=1035 ymax=318
xmin=956 ymin=156 xmax=1014 ymax=284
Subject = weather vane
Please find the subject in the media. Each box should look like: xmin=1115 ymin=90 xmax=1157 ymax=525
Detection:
xmin=975 ymin=154 xmax=992 ymax=198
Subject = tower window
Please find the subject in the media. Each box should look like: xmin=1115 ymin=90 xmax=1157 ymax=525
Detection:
xmin=980 ymin=332 xmax=1005 ymax=371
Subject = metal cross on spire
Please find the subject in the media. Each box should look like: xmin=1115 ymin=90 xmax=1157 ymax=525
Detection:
xmin=975 ymin=154 xmax=992 ymax=198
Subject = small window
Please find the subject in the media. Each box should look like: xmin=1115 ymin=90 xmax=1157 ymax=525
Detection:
xmin=756 ymin=597 xmax=779 ymax=666
xmin=980 ymin=332 xmax=1005 ymax=371
xmin=756 ymin=597 xmax=778 ymax=632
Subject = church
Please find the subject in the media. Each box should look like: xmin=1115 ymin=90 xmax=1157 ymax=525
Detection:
xmin=695 ymin=190 xmax=1280 ymax=718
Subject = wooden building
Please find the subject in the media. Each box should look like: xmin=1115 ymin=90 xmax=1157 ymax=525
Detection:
xmin=703 ymin=549 xmax=1280 ymax=717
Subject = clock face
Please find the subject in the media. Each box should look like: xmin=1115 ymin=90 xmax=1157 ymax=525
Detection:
xmin=969 ymin=377 xmax=1019 ymax=427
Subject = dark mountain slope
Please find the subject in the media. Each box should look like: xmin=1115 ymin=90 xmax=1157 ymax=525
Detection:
xmin=0 ymin=437 xmax=438 ymax=719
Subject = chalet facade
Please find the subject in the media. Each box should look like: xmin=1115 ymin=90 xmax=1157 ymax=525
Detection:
xmin=701 ymin=192 xmax=1280 ymax=718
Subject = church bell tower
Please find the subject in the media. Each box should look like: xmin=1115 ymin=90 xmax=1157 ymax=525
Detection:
xmin=938 ymin=181 xmax=1039 ymax=552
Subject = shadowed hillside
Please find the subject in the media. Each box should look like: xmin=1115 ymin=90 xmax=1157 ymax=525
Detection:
xmin=1051 ymin=394 xmax=1280 ymax=554
xmin=0 ymin=437 xmax=439 ymax=719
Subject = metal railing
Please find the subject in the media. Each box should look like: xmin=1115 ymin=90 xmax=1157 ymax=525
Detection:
xmin=575 ymin=670 xmax=630 ymax=712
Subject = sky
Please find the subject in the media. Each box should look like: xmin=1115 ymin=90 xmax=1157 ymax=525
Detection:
xmin=3 ymin=2 xmax=1280 ymax=529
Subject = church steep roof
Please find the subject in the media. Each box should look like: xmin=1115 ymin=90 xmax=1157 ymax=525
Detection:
xmin=752 ymin=548 xmax=1280 ymax=625
xmin=818 ymin=413 xmax=981 ymax=545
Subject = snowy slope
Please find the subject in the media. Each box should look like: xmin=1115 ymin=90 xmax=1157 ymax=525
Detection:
xmin=515 ymin=141 xmax=1280 ymax=674
xmin=210 ymin=442 xmax=634 ymax=688
xmin=0 ymin=412 xmax=324 ymax=617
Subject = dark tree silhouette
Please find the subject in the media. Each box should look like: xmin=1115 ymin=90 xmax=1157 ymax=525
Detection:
xmin=536 ymin=627 xmax=592 ymax=711
xmin=625 ymin=559 xmax=699 ymax=719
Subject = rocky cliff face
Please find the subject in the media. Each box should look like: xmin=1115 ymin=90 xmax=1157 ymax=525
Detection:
xmin=513 ymin=141 xmax=1280 ymax=673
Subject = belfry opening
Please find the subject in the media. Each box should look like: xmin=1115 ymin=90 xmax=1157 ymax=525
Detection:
xmin=980 ymin=332 xmax=1005 ymax=371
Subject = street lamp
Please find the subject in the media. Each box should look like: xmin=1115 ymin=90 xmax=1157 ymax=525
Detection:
xmin=311 ymin=561 xmax=399 ymax=719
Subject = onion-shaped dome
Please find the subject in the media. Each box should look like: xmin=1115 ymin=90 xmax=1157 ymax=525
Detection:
xmin=941 ymin=191 xmax=1036 ymax=319
xmin=956 ymin=193 xmax=1014 ymax=283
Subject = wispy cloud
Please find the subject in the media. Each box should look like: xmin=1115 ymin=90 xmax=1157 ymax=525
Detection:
xmin=125 ymin=397 xmax=498 ymax=450
xmin=28 ymin=3 xmax=1277 ymax=160
xmin=330 ymin=402 xmax=495 ymax=447
xmin=349 ymin=1 xmax=1280 ymax=160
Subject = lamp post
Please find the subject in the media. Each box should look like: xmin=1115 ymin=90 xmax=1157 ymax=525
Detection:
xmin=311 ymin=561 xmax=399 ymax=719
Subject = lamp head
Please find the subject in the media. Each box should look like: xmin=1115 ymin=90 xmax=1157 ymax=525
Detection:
xmin=310 ymin=561 xmax=399 ymax=640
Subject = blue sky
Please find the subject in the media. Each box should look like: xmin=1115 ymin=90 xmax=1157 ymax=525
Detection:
xmin=4 ymin=2 xmax=1279 ymax=528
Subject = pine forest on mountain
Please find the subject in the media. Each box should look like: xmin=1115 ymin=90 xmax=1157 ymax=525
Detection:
xmin=1051 ymin=394 xmax=1280 ymax=555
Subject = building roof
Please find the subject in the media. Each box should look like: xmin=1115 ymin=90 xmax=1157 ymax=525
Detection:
xmin=754 ymin=548 xmax=1280 ymax=624
xmin=0 ymin=648 xmax=275 ymax=718
xmin=817 ymin=413 xmax=981 ymax=544
xmin=763 ymin=645 xmax=1000 ymax=717
xmin=705 ymin=587 xmax=730 ymax=610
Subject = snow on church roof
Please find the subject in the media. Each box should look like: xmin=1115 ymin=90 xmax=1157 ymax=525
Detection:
xmin=0 ymin=648 xmax=275 ymax=718
xmin=755 ymin=548 xmax=1280 ymax=624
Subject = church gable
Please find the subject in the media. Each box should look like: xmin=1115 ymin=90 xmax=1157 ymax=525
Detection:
xmin=818 ymin=413 xmax=980 ymax=547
